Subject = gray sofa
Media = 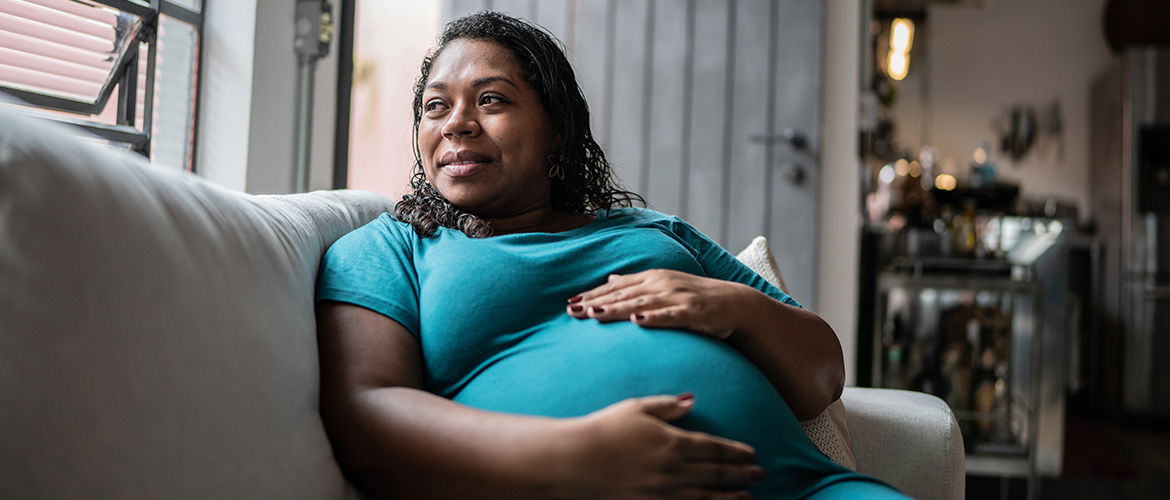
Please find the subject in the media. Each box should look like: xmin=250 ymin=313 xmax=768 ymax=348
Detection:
xmin=0 ymin=103 xmax=963 ymax=499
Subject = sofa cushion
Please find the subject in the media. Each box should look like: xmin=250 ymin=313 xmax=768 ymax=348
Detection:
xmin=735 ymin=236 xmax=856 ymax=470
xmin=0 ymin=102 xmax=393 ymax=499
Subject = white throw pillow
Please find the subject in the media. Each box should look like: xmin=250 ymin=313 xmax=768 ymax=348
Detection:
xmin=0 ymin=103 xmax=393 ymax=499
xmin=736 ymin=236 xmax=857 ymax=470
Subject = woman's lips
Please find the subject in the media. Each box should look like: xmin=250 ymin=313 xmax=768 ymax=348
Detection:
xmin=442 ymin=160 xmax=489 ymax=177
xmin=439 ymin=150 xmax=492 ymax=178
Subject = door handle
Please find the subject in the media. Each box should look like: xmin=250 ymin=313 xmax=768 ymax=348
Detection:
xmin=749 ymin=128 xmax=808 ymax=150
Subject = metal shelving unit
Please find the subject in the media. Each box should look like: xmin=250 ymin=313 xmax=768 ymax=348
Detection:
xmin=872 ymin=268 xmax=1044 ymax=498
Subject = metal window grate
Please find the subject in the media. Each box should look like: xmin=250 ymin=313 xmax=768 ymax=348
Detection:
xmin=0 ymin=0 xmax=202 ymax=168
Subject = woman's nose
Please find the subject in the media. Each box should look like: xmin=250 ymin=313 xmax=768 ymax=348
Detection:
xmin=441 ymin=104 xmax=480 ymax=138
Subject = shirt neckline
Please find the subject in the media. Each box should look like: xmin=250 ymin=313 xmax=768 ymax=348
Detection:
xmin=492 ymin=210 xmax=610 ymax=239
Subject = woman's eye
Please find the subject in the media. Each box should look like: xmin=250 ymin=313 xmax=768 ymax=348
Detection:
xmin=424 ymin=99 xmax=446 ymax=112
xmin=480 ymin=94 xmax=505 ymax=106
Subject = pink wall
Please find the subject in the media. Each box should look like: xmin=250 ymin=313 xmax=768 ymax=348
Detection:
xmin=347 ymin=0 xmax=441 ymax=200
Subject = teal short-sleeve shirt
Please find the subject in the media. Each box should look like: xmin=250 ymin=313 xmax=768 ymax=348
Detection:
xmin=316 ymin=208 xmax=900 ymax=499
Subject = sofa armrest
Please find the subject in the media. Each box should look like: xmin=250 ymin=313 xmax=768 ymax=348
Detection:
xmin=841 ymin=387 xmax=965 ymax=500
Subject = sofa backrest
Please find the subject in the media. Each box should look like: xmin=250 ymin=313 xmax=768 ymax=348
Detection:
xmin=0 ymin=102 xmax=394 ymax=499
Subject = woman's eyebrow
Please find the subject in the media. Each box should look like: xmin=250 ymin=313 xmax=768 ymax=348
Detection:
xmin=471 ymin=75 xmax=517 ymax=89
xmin=425 ymin=75 xmax=517 ymax=91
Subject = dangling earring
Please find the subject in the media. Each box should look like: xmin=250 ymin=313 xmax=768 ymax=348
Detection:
xmin=547 ymin=155 xmax=566 ymax=180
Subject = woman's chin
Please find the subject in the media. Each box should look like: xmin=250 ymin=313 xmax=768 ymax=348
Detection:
xmin=442 ymin=193 xmax=494 ymax=215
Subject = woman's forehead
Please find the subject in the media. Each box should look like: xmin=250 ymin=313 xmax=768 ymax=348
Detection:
xmin=427 ymin=38 xmax=524 ymax=86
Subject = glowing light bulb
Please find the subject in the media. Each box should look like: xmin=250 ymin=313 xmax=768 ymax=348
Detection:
xmin=973 ymin=147 xmax=987 ymax=165
xmin=886 ymin=18 xmax=914 ymax=81
xmin=888 ymin=52 xmax=909 ymax=81
xmin=891 ymin=19 xmax=914 ymax=52
xmin=934 ymin=174 xmax=957 ymax=191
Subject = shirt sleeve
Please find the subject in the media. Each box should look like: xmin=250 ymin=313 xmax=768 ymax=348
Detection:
xmin=665 ymin=216 xmax=803 ymax=308
xmin=315 ymin=214 xmax=423 ymax=338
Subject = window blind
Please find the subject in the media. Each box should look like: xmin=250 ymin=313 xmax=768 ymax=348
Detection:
xmin=0 ymin=0 xmax=203 ymax=169
xmin=0 ymin=0 xmax=140 ymax=104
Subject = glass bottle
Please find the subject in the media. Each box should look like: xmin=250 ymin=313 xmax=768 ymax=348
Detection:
xmin=953 ymin=201 xmax=978 ymax=257
xmin=885 ymin=342 xmax=906 ymax=390
xmin=972 ymin=347 xmax=998 ymax=436
xmin=991 ymin=356 xmax=1012 ymax=442
xmin=910 ymin=348 xmax=950 ymax=401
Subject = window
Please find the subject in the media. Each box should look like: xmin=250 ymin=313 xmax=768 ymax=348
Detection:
xmin=0 ymin=0 xmax=204 ymax=171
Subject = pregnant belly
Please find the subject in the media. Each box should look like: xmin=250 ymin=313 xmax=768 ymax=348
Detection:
xmin=451 ymin=317 xmax=800 ymax=452
xmin=449 ymin=317 xmax=859 ymax=499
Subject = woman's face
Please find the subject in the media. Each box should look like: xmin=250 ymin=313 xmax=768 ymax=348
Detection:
xmin=418 ymin=38 xmax=560 ymax=217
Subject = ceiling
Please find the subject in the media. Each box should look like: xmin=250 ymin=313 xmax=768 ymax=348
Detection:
xmin=873 ymin=0 xmax=988 ymax=16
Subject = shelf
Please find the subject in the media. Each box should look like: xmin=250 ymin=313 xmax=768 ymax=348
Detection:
xmin=889 ymin=256 xmax=1015 ymax=276
xmin=878 ymin=272 xmax=1040 ymax=295
xmin=966 ymin=454 xmax=1034 ymax=478
xmin=871 ymin=270 xmax=1044 ymax=485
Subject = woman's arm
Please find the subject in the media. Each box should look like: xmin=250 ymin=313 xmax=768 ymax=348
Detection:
xmin=316 ymin=300 xmax=763 ymax=500
xmin=567 ymin=271 xmax=845 ymax=421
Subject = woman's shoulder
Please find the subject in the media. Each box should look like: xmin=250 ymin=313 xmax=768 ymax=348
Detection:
xmin=354 ymin=212 xmax=411 ymax=236
xmin=598 ymin=206 xmax=678 ymax=225
xmin=598 ymin=207 xmax=702 ymax=236
xmin=331 ymin=212 xmax=418 ymax=250
xmin=595 ymin=207 xmax=718 ymax=248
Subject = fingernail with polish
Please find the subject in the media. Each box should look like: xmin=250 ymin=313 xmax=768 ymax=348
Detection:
xmin=677 ymin=392 xmax=694 ymax=401
xmin=589 ymin=306 xmax=605 ymax=314
xmin=569 ymin=304 xmax=585 ymax=313
xmin=632 ymin=313 xmax=645 ymax=321
xmin=567 ymin=295 xmax=582 ymax=303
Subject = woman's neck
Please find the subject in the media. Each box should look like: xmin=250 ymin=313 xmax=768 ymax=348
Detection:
xmin=482 ymin=207 xmax=594 ymax=235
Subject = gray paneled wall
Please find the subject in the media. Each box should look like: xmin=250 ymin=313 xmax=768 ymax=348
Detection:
xmin=442 ymin=0 xmax=822 ymax=307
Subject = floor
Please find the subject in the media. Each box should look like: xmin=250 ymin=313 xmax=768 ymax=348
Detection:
xmin=965 ymin=421 xmax=1170 ymax=500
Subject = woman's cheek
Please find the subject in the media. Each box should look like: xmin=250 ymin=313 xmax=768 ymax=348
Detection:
xmin=418 ymin=127 xmax=441 ymax=167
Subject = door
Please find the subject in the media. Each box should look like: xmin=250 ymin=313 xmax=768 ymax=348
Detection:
xmin=445 ymin=0 xmax=823 ymax=308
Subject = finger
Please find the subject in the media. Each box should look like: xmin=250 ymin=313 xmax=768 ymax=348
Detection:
xmin=632 ymin=301 xmax=735 ymax=340
xmin=675 ymin=462 xmax=765 ymax=489
xmin=568 ymin=277 xmax=649 ymax=319
xmin=670 ymin=487 xmax=755 ymax=500
xmin=632 ymin=393 xmax=696 ymax=422
xmin=630 ymin=304 xmax=691 ymax=328
xmin=598 ymin=279 xmax=670 ymax=308
xmin=584 ymin=289 xmax=667 ymax=322
xmin=581 ymin=275 xmax=682 ymax=321
xmin=566 ymin=301 xmax=590 ymax=319
xmin=568 ymin=274 xmax=626 ymax=303
xmin=569 ymin=273 xmax=645 ymax=303
xmin=677 ymin=430 xmax=757 ymax=463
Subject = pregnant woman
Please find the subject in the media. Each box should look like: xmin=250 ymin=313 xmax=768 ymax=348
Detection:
xmin=315 ymin=11 xmax=908 ymax=500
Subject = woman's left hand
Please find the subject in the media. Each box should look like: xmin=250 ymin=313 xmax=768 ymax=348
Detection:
xmin=566 ymin=270 xmax=757 ymax=340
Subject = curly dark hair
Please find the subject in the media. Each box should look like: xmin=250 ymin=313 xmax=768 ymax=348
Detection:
xmin=395 ymin=10 xmax=644 ymax=238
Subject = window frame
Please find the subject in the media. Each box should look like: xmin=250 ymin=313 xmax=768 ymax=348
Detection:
xmin=0 ymin=0 xmax=204 ymax=159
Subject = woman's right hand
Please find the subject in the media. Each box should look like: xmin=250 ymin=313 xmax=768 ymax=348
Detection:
xmin=555 ymin=394 xmax=763 ymax=500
